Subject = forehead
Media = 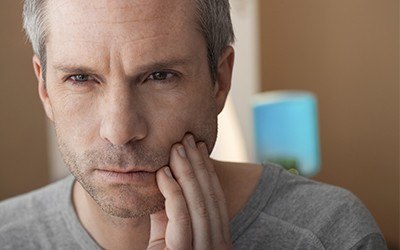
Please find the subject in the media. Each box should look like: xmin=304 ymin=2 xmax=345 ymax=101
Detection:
xmin=45 ymin=0 xmax=202 ymax=67
xmin=47 ymin=0 xmax=195 ymax=38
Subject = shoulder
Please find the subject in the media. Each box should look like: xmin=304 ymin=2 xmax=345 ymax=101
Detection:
xmin=0 ymin=176 xmax=73 ymax=224
xmin=259 ymin=163 xmax=386 ymax=249
xmin=0 ymin=176 xmax=74 ymax=246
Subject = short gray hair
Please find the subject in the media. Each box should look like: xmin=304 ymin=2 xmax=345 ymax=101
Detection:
xmin=193 ymin=0 xmax=235 ymax=83
xmin=23 ymin=0 xmax=48 ymax=78
xmin=22 ymin=0 xmax=235 ymax=83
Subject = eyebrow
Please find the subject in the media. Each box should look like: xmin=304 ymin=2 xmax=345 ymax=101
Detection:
xmin=53 ymin=65 xmax=96 ymax=74
xmin=52 ymin=57 xmax=194 ymax=76
xmin=137 ymin=58 xmax=193 ymax=72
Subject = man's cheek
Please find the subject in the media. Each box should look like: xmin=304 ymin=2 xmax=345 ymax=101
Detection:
xmin=54 ymin=117 xmax=99 ymax=153
xmin=179 ymin=122 xmax=217 ymax=151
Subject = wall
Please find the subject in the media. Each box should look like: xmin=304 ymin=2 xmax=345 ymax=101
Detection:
xmin=0 ymin=1 xmax=49 ymax=200
xmin=259 ymin=0 xmax=399 ymax=248
xmin=227 ymin=0 xmax=261 ymax=161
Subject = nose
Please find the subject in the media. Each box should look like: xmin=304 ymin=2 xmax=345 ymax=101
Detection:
xmin=100 ymin=85 xmax=147 ymax=146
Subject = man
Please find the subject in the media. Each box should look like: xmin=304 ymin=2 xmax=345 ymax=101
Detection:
xmin=0 ymin=0 xmax=386 ymax=249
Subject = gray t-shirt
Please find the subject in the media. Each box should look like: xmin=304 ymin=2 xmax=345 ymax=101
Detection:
xmin=0 ymin=163 xmax=387 ymax=249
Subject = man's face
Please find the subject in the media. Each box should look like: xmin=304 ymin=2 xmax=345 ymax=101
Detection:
xmin=37 ymin=0 xmax=230 ymax=218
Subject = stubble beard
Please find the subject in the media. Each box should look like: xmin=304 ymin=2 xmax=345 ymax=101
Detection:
xmin=56 ymin=132 xmax=167 ymax=218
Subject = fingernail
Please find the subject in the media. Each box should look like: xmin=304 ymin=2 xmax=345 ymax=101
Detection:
xmin=187 ymin=135 xmax=196 ymax=148
xmin=199 ymin=142 xmax=208 ymax=154
xmin=164 ymin=167 xmax=173 ymax=178
xmin=177 ymin=145 xmax=186 ymax=158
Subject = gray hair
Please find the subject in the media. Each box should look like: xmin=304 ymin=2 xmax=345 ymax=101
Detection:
xmin=193 ymin=0 xmax=235 ymax=83
xmin=23 ymin=0 xmax=48 ymax=78
xmin=22 ymin=0 xmax=235 ymax=83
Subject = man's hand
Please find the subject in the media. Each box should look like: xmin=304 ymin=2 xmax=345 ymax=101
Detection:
xmin=147 ymin=134 xmax=232 ymax=250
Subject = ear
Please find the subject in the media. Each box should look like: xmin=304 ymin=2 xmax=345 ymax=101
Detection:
xmin=33 ymin=55 xmax=54 ymax=122
xmin=214 ymin=46 xmax=234 ymax=114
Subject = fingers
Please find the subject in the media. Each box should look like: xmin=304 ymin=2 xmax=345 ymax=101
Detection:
xmin=151 ymin=134 xmax=231 ymax=250
xmin=181 ymin=135 xmax=226 ymax=248
xmin=149 ymin=167 xmax=192 ymax=250
xmin=170 ymin=134 xmax=230 ymax=249
xmin=198 ymin=143 xmax=231 ymax=245
xmin=169 ymin=143 xmax=212 ymax=249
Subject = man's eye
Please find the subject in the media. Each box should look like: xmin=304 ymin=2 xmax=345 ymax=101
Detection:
xmin=147 ymin=71 xmax=175 ymax=81
xmin=69 ymin=74 xmax=94 ymax=83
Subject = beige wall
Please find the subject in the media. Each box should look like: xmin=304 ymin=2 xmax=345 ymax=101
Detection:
xmin=0 ymin=1 xmax=49 ymax=200
xmin=260 ymin=0 xmax=399 ymax=248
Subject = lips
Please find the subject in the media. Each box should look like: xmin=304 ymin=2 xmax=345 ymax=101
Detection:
xmin=95 ymin=168 xmax=157 ymax=184
xmin=101 ymin=169 xmax=151 ymax=174
xmin=97 ymin=167 xmax=157 ymax=174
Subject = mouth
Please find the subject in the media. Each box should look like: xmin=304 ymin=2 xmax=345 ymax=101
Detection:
xmin=95 ymin=168 xmax=157 ymax=184
xmin=99 ymin=167 xmax=156 ymax=173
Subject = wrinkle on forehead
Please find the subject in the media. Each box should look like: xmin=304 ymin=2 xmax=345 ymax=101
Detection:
xmin=60 ymin=4 xmax=166 ymax=25
xmin=48 ymin=0 xmax=190 ymax=26
xmin=60 ymin=32 xmax=171 ymax=46
xmin=47 ymin=0 xmax=192 ymax=45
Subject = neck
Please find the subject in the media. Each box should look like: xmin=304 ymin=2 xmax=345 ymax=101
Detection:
xmin=73 ymin=181 xmax=151 ymax=250
xmin=212 ymin=160 xmax=264 ymax=220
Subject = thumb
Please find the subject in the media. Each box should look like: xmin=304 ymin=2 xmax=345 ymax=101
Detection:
xmin=148 ymin=209 xmax=168 ymax=249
